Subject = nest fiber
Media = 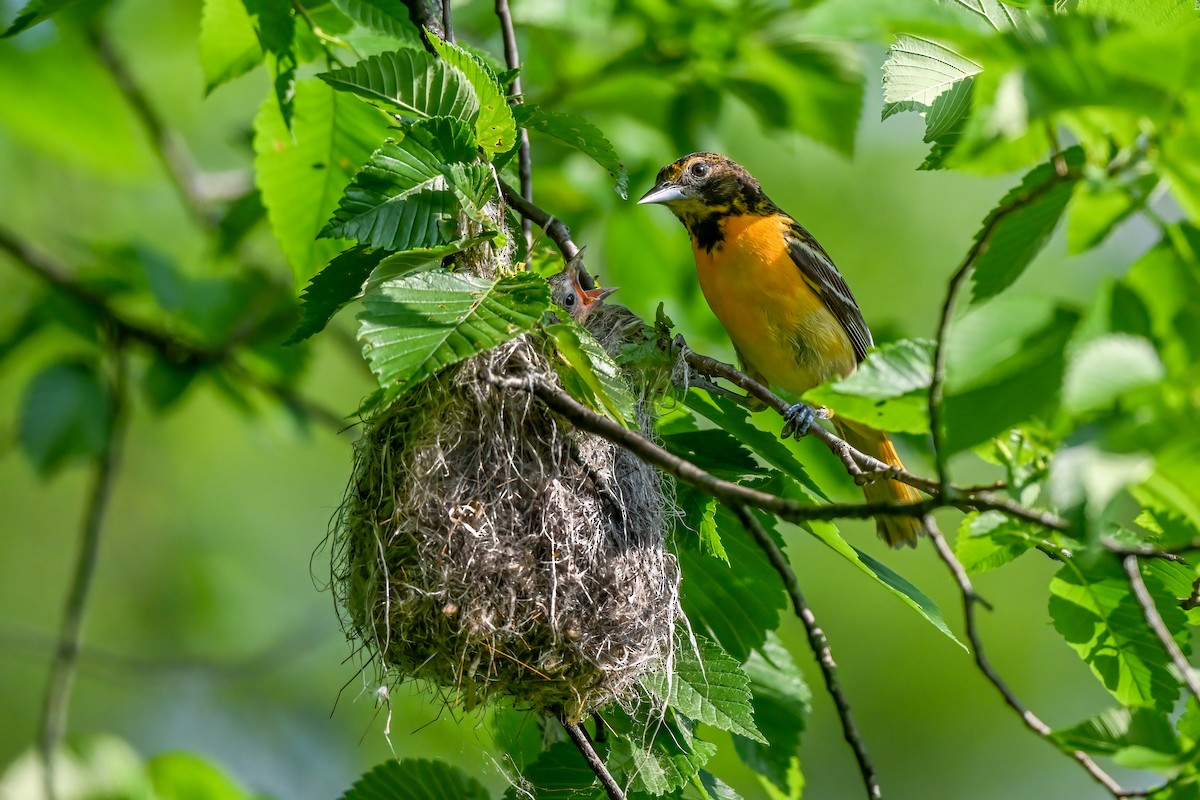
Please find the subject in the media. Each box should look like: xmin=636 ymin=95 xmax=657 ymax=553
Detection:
xmin=334 ymin=335 xmax=680 ymax=720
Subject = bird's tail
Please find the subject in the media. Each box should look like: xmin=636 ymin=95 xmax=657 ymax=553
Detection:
xmin=833 ymin=415 xmax=925 ymax=548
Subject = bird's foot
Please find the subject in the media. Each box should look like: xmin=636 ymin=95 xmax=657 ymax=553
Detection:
xmin=781 ymin=403 xmax=826 ymax=439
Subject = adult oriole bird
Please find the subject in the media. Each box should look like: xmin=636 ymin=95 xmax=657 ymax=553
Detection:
xmin=639 ymin=152 xmax=925 ymax=547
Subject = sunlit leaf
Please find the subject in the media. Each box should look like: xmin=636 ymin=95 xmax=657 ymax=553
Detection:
xmin=357 ymin=270 xmax=549 ymax=396
xmin=513 ymin=105 xmax=628 ymax=198
xmin=643 ymin=634 xmax=764 ymax=743
xmin=148 ymin=752 xmax=257 ymax=799
xmin=608 ymin=710 xmax=716 ymax=795
xmin=882 ymin=35 xmax=981 ymax=142
xmin=338 ymin=759 xmax=490 ymax=800
xmin=199 ymin=0 xmax=263 ymax=94
xmin=1062 ymin=334 xmax=1165 ymax=415
xmin=805 ymin=338 xmax=933 ymax=434
xmin=254 ymin=78 xmax=391 ymax=283
xmin=429 ymin=35 xmax=515 ymax=157
xmin=319 ymin=48 xmax=479 ymax=121
xmin=544 ymin=321 xmax=638 ymax=428
xmin=954 ymin=511 xmax=1036 ymax=574
xmin=732 ymin=632 xmax=811 ymax=794
xmin=331 ymin=0 xmax=417 ymax=40
xmin=1052 ymin=706 xmax=1183 ymax=771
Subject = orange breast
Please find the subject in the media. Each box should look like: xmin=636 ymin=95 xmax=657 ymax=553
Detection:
xmin=691 ymin=214 xmax=857 ymax=396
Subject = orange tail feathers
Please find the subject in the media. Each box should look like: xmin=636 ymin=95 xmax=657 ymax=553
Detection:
xmin=833 ymin=415 xmax=925 ymax=548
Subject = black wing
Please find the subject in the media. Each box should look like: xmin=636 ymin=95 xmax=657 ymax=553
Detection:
xmin=784 ymin=221 xmax=873 ymax=363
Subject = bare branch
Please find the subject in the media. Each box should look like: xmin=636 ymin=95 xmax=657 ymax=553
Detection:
xmin=1123 ymin=555 xmax=1200 ymax=705
xmin=399 ymin=0 xmax=445 ymax=53
xmin=926 ymin=517 xmax=1127 ymax=797
xmin=495 ymin=0 xmax=533 ymax=251
xmin=731 ymin=505 xmax=880 ymax=800
xmin=680 ymin=348 xmax=1068 ymax=531
xmin=38 ymin=348 xmax=128 ymax=800
xmin=499 ymin=180 xmax=595 ymax=288
xmin=562 ymin=719 xmax=625 ymax=800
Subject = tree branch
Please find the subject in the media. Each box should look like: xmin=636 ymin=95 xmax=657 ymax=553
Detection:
xmin=731 ymin=505 xmax=880 ymax=800
xmin=499 ymin=180 xmax=595 ymax=287
xmin=679 ymin=348 xmax=1068 ymax=531
xmin=495 ymin=0 xmax=533 ymax=251
xmin=1123 ymin=555 xmax=1200 ymax=705
xmin=562 ymin=719 xmax=625 ymax=800
xmin=925 ymin=516 xmax=1127 ymax=798
xmin=37 ymin=347 xmax=128 ymax=800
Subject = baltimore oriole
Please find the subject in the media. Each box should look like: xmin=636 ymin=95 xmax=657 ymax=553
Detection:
xmin=639 ymin=152 xmax=925 ymax=547
xmin=549 ymin=253 xmax=618 ymax=323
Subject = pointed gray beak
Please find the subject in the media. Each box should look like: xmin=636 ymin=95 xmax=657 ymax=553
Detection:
xmin=637 ymin=183 xmax=688 ymax=205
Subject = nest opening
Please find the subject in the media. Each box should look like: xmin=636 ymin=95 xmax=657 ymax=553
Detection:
xmin=333 ymin=332 xmax=681 ymax=721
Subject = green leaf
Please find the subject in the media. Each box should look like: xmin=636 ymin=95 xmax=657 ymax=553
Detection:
xmin=698 ymin=771 xmax=745 ymax=800
xmin=882 ymin=35 xmax=981 ymax=142
xmin=428 ymin=35 xmax=515 ymax=157
xmin=732 ymin=632 xmax=811 ymax=794
xmin=320 ymin=127 xmax=494 ymax=251
xmin=943 ymin=296 xmax=1079 ymax=452
xmin=969 ymin=149 xmax=1084 ymax=303
xmin=319 ymin=48 xmax=479 ymax=122
xmin=544 ymin=321 xmax=638 ymax=428
xmin=19 ymin=360 xmax=113 ymax=477
xmin=2 ymin=0 xmax=77 ymax=38
xmin=513 ymin=105 xmax=628 ymax=198
xmin=675 ymin=485 xmax=727 ymax=563
xmin=1067 ymin=179 xmax=1140 ymax=254
xmin=254 ymin=78 xmax=391 ymax=283
xmin=1062 ymin=334 xmax=1165 ymax=416
xmin=505 ymin=740 xmax=598 ymax=799
xmin=954 ymin=511 xmax=1036 ymax=575
xmin=642 ymin=634 xmax=765 ymax=743
xmin=286 ymin=245 xmax=387 ymax=344
xmin=242 ymin=0 xmax=296 ymax=126
xmin=365 ymin=236 xmax=494 ymax=291
xmin=331 ymin=0 xmax=418 ymax=40
xmin=1049 ymin=557 xmax=1188 ymax=711
xmin=805 ymin=338 xmax=933 ymax=434
xmin=609 ymin=711 xmax=716 ymax=796
xmin=357 ymin=270 xmax=550 ymax=396
xmin=338 ymin=758 xmax=490 ymax=800
xmin=147 ymin=752 xmax=255 ymax=799
xmin=1052 ymin=707 xmax=1182 ymax=771
xmin=199 ymin=0 xmax=263 ymax=93
xmin=677 ymin=503 xmax=787 ymax=662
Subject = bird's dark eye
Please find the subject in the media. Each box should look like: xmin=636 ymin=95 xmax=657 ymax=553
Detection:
xmin=689 ymin=161 xmax=709 ymax=179
xmin=563 ymin=293 xmax=576 ymax=307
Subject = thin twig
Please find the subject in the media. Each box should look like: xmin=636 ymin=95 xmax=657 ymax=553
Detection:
xmin=85 ymin=25 xmax=214 ymax=228
xmin=562 ymin=719 xmax=625 ymax=800
xmin=499 ymin=180 xmax=595 ymax=287
xmin=486 ymin=374 xmax=934 ymax=526
xmin=731 ymin=505 xmax=880 ymax=800
xmin=680 ymin=348 xmax=1068 ymax=531
xmin=440 ymin=0 xmax=454 ymax=43
xmin=38 ymin=347 xmax=128 ymax=800
xmin=495 ymin=0 xmax=533 ymax=252
xmin=1123 ymin=555 xmax=1200 ymax=705
xmin=926 ymin=517 xmax=1126 ymax=797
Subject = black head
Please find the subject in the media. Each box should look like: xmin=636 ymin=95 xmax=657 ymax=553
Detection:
xmin=638 ymin=152 xmax=774 ymax=217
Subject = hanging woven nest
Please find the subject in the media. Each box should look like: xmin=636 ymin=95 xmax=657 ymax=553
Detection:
xmin=331 ymin=221 xmax=680 ymax=721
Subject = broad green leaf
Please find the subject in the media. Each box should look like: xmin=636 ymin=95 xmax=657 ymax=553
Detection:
xmin=1 ymin=0 xmax=77 ymax=38
xmin=513 ymin=106 xmax=628 ymax=198
xmin=969 ymin=148 xmax=1085 ymax=303
xmin=1067 ymin=179 xmax=1141 ymax=254
xmin=609 ymin=711 xmax=716 ymax=796
xmin=699 ymin=771 xmax=745 ymax=800
xmin=943 ymin=296 xmax=1079 ymax=452
xmin=358 ymin=271 xmax=550 ymax=396
xmin=1052 ymin=707 xmax=1182 ymax=771
xmin=320 ymin=127 xmax=494 ymax=251
xmin=1062 ymin=334 xmax=1165 ymax=416
xmin=1133 ymin=434 xmax=1200 ymax=536
xmin=504 ymin=740 xmax=598 ymax=799
xmin=242 ymin=0 xmax=296 ymax=126
xmin=19 ymin=360 xmax=113 ymax=477
xmin=805 ymin=338 xmax=933 ymax=434
xmin=338 ymin=759 xmax=490 ymax=800
xmin=950 ymin=0 xmax=1023 ymax=31
xmin=675 ymin=485 xmax=727 ymax=563
xmin=642 ymin=634 xmax=765 ymax=743
xmin=1049 ymin=443 xmax=1153 ymax=528
xmin=365 ymin=236 xmax=494 ymax=291
xmin=428 ymin=35 xmax=515 ymax=157
xmin=882 ymin=35 xmax=981 ymax=142
xmin=253 ymin=79 xmax=391 ymax=283
xmin=683 ymin=390 xmax=824 ymax=499
xmin=544 ymin=321 xmax=638 ymax=428
xmin=331 ymin=0 xmax=417 ymax=40
xmin=1049 ymin=557 xmax=1188 ymax=711
xmin=286 ymin=245 xmax=387 ymax=344
xmin=147 ymin=752 xmax=256 ymax=799
xmin=677 ymin=503 xmax=786 ymax=662
xmin=954 ymin=511 xmax=1036 ymax=574
xmin=732 ymin=632 xmax=811 ymax=795
xmin=199 ymin=0 xmax=263 ymax=94
xmin=319 ymin=49 xmax=479 ymax=122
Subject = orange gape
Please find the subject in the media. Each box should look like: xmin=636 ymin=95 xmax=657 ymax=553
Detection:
xmin=640 ymin=152 xmax=924 ymax=547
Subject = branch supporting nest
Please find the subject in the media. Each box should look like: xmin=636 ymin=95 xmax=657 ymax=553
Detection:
xmin=562 ymin=719 xmax=625 ymax=800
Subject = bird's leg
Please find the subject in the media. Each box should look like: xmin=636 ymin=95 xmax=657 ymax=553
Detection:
xmin=781 ymin=403 xmax=829 ymax=440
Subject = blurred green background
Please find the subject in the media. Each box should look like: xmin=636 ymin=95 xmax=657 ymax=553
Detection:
xmin=0 ymin=0 xmax=1156 ymax=797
